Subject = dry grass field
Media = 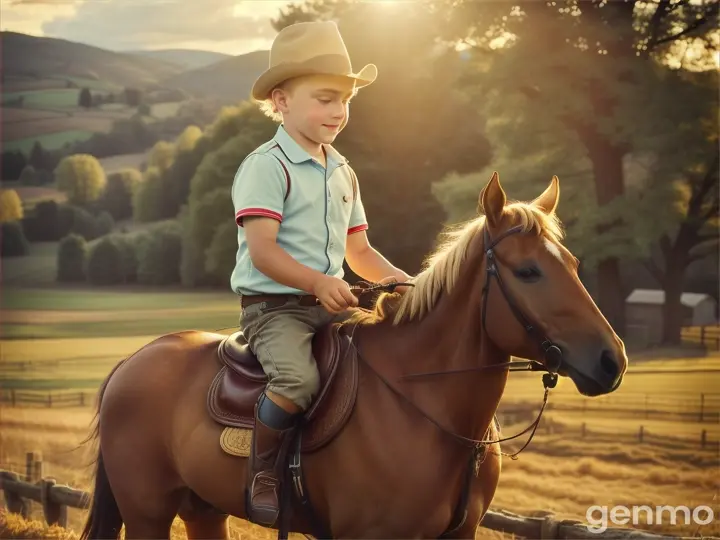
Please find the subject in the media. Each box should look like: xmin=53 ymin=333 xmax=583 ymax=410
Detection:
xmin=0 ymin=289 xmax=717 ymax=538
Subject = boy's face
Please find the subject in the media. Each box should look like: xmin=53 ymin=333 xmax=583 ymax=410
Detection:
xmin=275 ymin=74 xmax=356 ymax=145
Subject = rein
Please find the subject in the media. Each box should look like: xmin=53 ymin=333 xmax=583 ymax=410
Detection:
xmin=349 ymin=224 xmax=563 ymax=460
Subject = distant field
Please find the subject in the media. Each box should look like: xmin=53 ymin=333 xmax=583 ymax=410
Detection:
xmin=11 ymin=186 xmax=67 ymax=208
xmin=1 ymin=89 xmax=81 ymax=109
xmin=3 ymin=130 xmax=95 ymax=153
xmin=98 ymin=151 xmax=148 ymax=174
xmin=151 ymin=101 xmax=182 ymax=119
xmin=1 ymin=242 xmax=60 ymax=287
xmin=4 ymin=115 xmax=117 ymax=141
xmin=1 ymin=288 xmax=237 ymax=311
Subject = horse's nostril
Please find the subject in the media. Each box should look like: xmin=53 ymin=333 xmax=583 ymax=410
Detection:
xmin=600 ymin=349 xmax=618 ymax=378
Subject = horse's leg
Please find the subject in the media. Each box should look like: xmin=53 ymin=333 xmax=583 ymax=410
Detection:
xmin=178 ymin=491 xmax=230 ymax=540
xmin=444 ymin=438 xmax=503 ymax=540
xmin=181 ymin=513 xmax=229 ymax=540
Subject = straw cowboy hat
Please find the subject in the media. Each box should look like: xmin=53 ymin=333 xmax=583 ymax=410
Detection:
xmin=251 ymin=21 xmax=377 ymax=101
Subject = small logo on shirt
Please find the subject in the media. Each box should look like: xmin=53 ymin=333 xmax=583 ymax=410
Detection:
xmin=342 ymin=195 xmax=349 ymax=203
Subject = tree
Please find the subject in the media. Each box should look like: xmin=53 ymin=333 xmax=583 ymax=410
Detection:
xmin=86 ymin=236 xmax=124 ymax=285
xmin=78 ymin=87 xmax=92 ymax=108
xmin=18 ymin=165 xmax=38 ymax=185
xmin=639 ymin=72 xmax=719 ymax=344
xmin=136 ymin=221 xmax=183 ymax=285
xmin=424 ymin=0 xmax=719 ymax=334
xmin=133 ymin=167 xmax=167 ymax=222
xmin=101 ymin=169 xmax=141 ymax=220
xmin=1 ymin=221 xmax=29 ymax=257
xmin=29 ymin=141 xmax=51 ymax=172
xmin=0 ymin=189 xmax=24 ymax=223
xmin=57 ymin=234 xmax=87 ymax=282
xmin=124 ymin=87 xmax=143 ymax=107
xmin=55 ymin=154 xmax=107 ymax=205
xmin=1 ymin=150 xmax=27 ymax=180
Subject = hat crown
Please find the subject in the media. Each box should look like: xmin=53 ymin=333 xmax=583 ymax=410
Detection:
xmin=270 ymin=21 xmax=351 ymax=69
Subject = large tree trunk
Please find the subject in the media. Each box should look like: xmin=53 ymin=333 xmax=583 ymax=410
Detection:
xmin=661 ymin=258 xmax=686 ymax=345
xmin=580 ymin=131 xmax=628 ymax=335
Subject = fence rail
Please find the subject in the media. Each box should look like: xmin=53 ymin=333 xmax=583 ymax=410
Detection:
xmin=0 ymin=467 xmax=699 ymax=539
xmin=0 ymin=390 xmax=93 ymax=408
xmin=681 ymin=325 xmax=720 ymax=350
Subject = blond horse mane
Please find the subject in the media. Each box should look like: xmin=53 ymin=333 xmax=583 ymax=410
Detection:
xmin=349 ymin=201 xmax=565 ymax=326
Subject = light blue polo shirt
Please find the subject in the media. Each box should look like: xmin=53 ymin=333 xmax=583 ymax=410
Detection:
xmin=230 ymin=125 xmax=369 ymax=296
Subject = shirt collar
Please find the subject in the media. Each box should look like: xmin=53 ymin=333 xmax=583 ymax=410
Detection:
xmin=273 ymin=124 xmax=347 ymax=167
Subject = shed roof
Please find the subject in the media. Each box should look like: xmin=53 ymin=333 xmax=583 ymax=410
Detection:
xmin=626 ymin=289 xmax=714 ymax=308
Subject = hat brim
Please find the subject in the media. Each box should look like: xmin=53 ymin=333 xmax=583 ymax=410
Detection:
xmin=251 ymin=58 xmax=377 ymax=101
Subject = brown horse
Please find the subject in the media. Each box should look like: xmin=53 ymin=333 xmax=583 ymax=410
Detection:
xmin=80 ymin=172 xmax=627 ymax=539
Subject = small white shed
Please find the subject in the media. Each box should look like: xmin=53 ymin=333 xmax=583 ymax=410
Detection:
xmin=625 ymin=289 xmax=718 ymax=346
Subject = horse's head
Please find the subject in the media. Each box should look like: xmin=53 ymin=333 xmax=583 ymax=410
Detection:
xmin=477 ymin=172 xmax=627 ymax=396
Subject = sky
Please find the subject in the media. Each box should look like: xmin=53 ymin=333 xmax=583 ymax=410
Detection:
xmin=0 ymin=0 xmax=293 ymax=55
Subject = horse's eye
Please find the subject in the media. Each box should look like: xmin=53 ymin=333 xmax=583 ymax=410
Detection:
xmin=514 ymin=266 xmax=541 ymax=282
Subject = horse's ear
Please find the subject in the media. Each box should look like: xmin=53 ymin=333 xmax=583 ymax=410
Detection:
xmin=532 ymin=175 xmax=560 ymax=215
xmin=478 ymin=171 xmax=506 ymax=228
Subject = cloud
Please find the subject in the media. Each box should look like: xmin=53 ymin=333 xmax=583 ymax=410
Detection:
xmin=1 ymin=0 xmax=80 ymax=36
xmin=3 ymin=0 xmax=289 ymax=54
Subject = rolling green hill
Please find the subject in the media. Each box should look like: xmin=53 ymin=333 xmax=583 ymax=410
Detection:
xmin=161 ymin=50 xmax=268 ymax=103
xmin=0 ymin=32 xmax=184 ymax=88
xmin=127 ymin=48 xmax=232 ymax=70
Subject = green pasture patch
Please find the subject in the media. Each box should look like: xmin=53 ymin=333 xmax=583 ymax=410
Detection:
xmin=0 ymin=312 xmax=238 ymax=339
xmin=3 ymin=130 xmax=95 ymax=154
xmin=2 ymin=89 xmax=81 ymax=109
xmin=1 ymin=288 xmax=238 ymax=311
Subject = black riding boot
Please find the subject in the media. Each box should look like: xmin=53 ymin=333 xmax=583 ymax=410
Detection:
xmin=247 ymin=392 xmax=300 ymax=527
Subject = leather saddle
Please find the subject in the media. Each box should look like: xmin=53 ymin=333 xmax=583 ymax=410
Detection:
xmin=207 ymin=323 xmax=358 ymax=453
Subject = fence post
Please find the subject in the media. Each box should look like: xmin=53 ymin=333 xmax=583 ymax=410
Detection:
xmin=581 ymin=422 xmax=586 ymax=439
xmin=638 ymin=425 xmax=644 ymax=443
xmin=1 ymin=471 xmax=30 ymax=519
xmin=25 ymin=452 xmax=36 ymax=482
xmin=700 ymin=326 xmax=706 ymax=346
xmin=34 ymin=458 xmax=44 ymax=483
xmin=47 ymin=392 xmax=52 ymax=408
xmin=41 ymin=478 xmax=68 ymax=528
xmin=11 ymin=389 xmax=16 ymax=407
xmin=701 ymin=429 xmax=707 ymax=450
xmin=80 ymin=392 xmax=85 ymax=407
xmin=700 ymin=393 xmax=705 ymax=423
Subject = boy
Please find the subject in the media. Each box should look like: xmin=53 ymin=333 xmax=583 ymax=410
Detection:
xmin=231 ymin=21 xmax=411 ymax=526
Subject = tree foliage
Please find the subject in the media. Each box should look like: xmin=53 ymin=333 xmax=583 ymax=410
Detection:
xmin=57 ymin=234 xmax=87 ymax=282
xmin=0 ymin=189 xmax=23 ymax=223
xmin=101 ymin=168 xmax=142 ymax=220
xmin=55 ymin=154 xmax=107 ymax=205
xmin=1 ymin=221 xmax=29 ymax=257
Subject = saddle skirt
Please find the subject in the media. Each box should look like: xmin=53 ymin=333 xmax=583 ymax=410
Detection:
xmin=207 ymin=323 xmax=358 ymax=453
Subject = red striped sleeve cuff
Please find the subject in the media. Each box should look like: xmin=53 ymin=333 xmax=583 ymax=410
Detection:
xmin=348 ymin=224 xmax=369 ymax=235
xmin=235 ymin=208 xmax=283 ymax=227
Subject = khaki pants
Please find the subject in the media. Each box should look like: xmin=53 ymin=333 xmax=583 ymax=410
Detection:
xmin=239 ymin=296 xmax=346 ymax=411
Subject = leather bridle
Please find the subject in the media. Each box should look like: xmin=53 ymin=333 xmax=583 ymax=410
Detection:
xmin=350 ymin=223 xmax=565 ymax=459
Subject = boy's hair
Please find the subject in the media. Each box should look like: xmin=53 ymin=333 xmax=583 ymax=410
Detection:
xmin=256 ymin=76 xmax=359 ymax=124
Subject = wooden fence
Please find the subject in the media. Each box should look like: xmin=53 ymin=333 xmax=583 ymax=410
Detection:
xmin=681 ymin=325 xmax=720 ymax=350
xmin=0 ymin=467 xmax=700 ymax=539
xmin=498 ymin=417 xmax=718 ymax=451
xmin=0 ymin=390 xmax=93 ymax=408
xmin=500 ymin=392 xmax=720 ymax=424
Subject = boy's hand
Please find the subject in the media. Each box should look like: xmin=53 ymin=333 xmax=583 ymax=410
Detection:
xmin=312 ymin=275 xmax=358 ymax=314
xmin=378 ymin=274 xmax=412 ymax=295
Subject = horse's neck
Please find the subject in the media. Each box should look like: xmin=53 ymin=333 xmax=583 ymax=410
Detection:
xmin=363 ymin=246 xmax=509 ymax=440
